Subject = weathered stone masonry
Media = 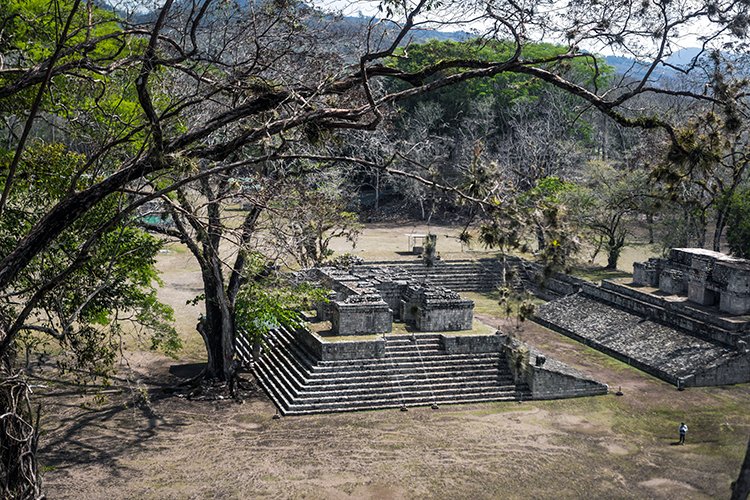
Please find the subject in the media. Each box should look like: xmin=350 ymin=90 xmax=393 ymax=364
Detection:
xmin=243 ymin=259 xmax=609 ymax=415
xmin=536 ymin=248 xmax=750 ymax=387
xmin=312 ymin=265 xmax=476 ymax=335
xmin=634 ymin=248 xmax=750 ymax=315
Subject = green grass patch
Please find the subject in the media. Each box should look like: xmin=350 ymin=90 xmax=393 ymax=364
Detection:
xmin=462 ymin=291 xmax=544 ymax=319
xmin=570 ymin=266 xmax=631 ymax=283
xmin=463 ymin=403 xmax=537 ymax=416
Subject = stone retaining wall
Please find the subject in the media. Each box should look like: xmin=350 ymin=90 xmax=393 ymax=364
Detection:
xmin=332 ymin=299 xmax=392 ymax=335
xmin=296 ymin=328 xmax=385 ymax=361
xmin=632 ymin=248 xmax=750 ymax=315
xmin=298 ymin=329 xmax=504 ymax=361
xmin=692 ymin=355 xmax=750 ymax=386
xmin=588 ymin=281 xmax=747 ymax=347
xmin=500 ymin=336 xmax=608 ymax=399
xmin=440 ymin=333 xmax=503 ymax=354
xmin=534 ymin=293 xmax=750 ymax=387
xmin=533 ymin=314 xmax=683 ymax=386
xmin=416 ymin=303 xmax=474 ymax=331
xmin=601 ymin=280 xmax=748 ymax=333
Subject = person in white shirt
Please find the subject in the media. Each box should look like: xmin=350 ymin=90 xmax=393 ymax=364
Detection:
xmin=679 ymin=422 xmax=688 ymax=445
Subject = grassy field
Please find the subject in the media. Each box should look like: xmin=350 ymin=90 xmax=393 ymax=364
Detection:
xmin=36 ymin=223 xmax=749 ymax=499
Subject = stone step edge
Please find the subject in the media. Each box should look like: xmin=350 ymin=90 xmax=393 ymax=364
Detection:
xmin=257 ymin=354 xmax=514 ymax=396
xmin=261 ymin=374 xmax=517 ymax=398
xmin=255 ymin=358 xmax=518 ymax=403
xmin=281 ymin=394 xmax=528 ymax=415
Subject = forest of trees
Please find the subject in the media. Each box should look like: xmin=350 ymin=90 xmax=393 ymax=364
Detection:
xmin=1 ymin=0 xmax=750 ymax=496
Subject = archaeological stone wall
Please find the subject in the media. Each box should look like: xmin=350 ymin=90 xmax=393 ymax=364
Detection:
xmin=401 ymin=285 xmax=474 ymax=332
xmin=331 ymin=295 xmax=392 ymax=335
xmin=440 ymin=334 xmax=503 ymax=354
xmin=501 ymin=336 xmax=608 ymax=399
xmin=633 ymin=248 xmax=750 ymax=315
xmin=296 ymin=327 xmax=386 ymax=361
xmin=534 ymin=248 xmax=750 ymax=387
xmin=314 ymin=265 xmax=474 ymax=335
xmin=584 ymin=282 xmax=746 ymax=348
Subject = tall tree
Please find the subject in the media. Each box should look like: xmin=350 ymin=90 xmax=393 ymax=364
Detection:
xmin=653 ymin=53 xmax=750 ymax=251
xmin=726 ymin=184 xmax=750 ymax=258
xmin=2 ymin=0 xmax=749 ymax=382
xmin=566 ymin=161 xmax=651 ymax=269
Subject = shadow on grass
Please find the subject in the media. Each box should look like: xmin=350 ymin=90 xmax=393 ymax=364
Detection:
xmin=35 ymin=364 xmax=211 ymax=476
xmin=169 ymin=362 xmax=205 ymax=379
xmin=393 ymin=251 xmax=422 ymax=257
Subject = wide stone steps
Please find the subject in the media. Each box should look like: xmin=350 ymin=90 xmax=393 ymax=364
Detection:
xmin=261 ymin=342 xmax=508 ymax=390
xmin=299 ymin=369 xmax=511 ymax=388
xmin=256 ymin=365 xmax=515 ymax=401
xmin=252 ymin=327 xmax=528 ymax=415
xmin=264 ymin=334 xmax=503 ymax=381
xmin=535 ymin=293 xmax=747 ymax=386
xmin=253 ymin=357 xmax=523 ymax=413
xmin=282 ymin=392 xmax=524 ymax=414
xmin=359 ymin=259 xmax=527 ymax=292
xmin=283 ymin=388 xmax=522 ymax=410
xmin=260 ymin=343 xmax=511 ymax=385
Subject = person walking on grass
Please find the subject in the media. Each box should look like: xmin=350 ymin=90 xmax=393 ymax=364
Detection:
xmin=679 ymin=422 xmax=688 ymax=445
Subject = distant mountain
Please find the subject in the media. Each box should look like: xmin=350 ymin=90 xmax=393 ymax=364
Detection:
xmin=666 ymin=47 xmax=707 ymax=67
xmin=603 ymin=55 xmax=679 ymax=82
xmin=335 ymin=14 xmax=472 ymax=43
xmin=604 ymin=47 xmax=734 ymax=83
xmin=98 ymin=0 xmax=713 ymax=84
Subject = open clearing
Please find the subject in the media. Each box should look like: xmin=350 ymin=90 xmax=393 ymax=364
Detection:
xmin=37 ymin=223 xmax=750 ymax=499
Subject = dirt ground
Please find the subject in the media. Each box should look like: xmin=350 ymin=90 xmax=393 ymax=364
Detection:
xmin=37 ymin=223 xmax=749 ymax=499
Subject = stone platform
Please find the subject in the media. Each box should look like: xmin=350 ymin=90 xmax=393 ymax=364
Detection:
xmin=244 ymin=326 xmax=607 ymax=415
xmin=536 ymin=294 xmax=750 ymax=387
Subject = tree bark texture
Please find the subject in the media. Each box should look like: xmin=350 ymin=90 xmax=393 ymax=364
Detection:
xmin=198 ymin=267 xmax=235 ymax=381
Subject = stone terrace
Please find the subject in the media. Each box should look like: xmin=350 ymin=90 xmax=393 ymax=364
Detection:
xmin=247 ymin=325 xmax=607 ymax=415
xmin=250 ymin=327 xmax=530 ymax=415
xmin=240 ymin=258 xmax=610 ymax=414
xmin=536 ymin=294 xmax=749 ymax=387
xmin=360 ymin=257 xmax=529 ymax=292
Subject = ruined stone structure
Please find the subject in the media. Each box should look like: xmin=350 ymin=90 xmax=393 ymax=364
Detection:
xmin=245 ymin=325 xmax=607 ymax=415
xmin=332 ymin=294 xmax=392 ymax=335
xmin=312 ymin=265 xmax=476 ymax=335
xmin=240 ymin=258 xmax=608 ymax=415
xmin=536 ymin=248 xmax=750 ymax=387
xmin=242 ymin=251 xmax=749 ymax=418
xmin=633 ymin=248 xmax=750 ymax=315
xmin=400 ymin=285 xmax=474 ymax=331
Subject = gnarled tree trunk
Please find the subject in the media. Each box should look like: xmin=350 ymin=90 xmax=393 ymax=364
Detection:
xmin=157 ymin=182 xmax=265 ymax=383
xmin=197 ymin=266 xmax=236 ymax=381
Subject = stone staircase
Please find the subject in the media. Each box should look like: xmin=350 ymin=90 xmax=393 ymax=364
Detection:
xmin=363 ymin=258 xmax=528 ymax=292
xmin=536 ymin=293 xmax=750 ymax=387
xmin=250 ymin=326 xmax=529 ymax=415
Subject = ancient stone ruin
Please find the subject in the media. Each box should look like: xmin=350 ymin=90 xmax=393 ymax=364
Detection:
xmin=400 ymin=284 xmax=474 ymax=331
xmin=312 ymin=265 xmax=476 ymax=335
xmin=241 ymin=259 xmax=608 ymax=415
xmin=536 ymin=248 xmax=750 ymax=387
xmin=633 ymin=248 xmax=750 ymax=315
xmin=242 ymin=251 xmax=750 ymax=416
